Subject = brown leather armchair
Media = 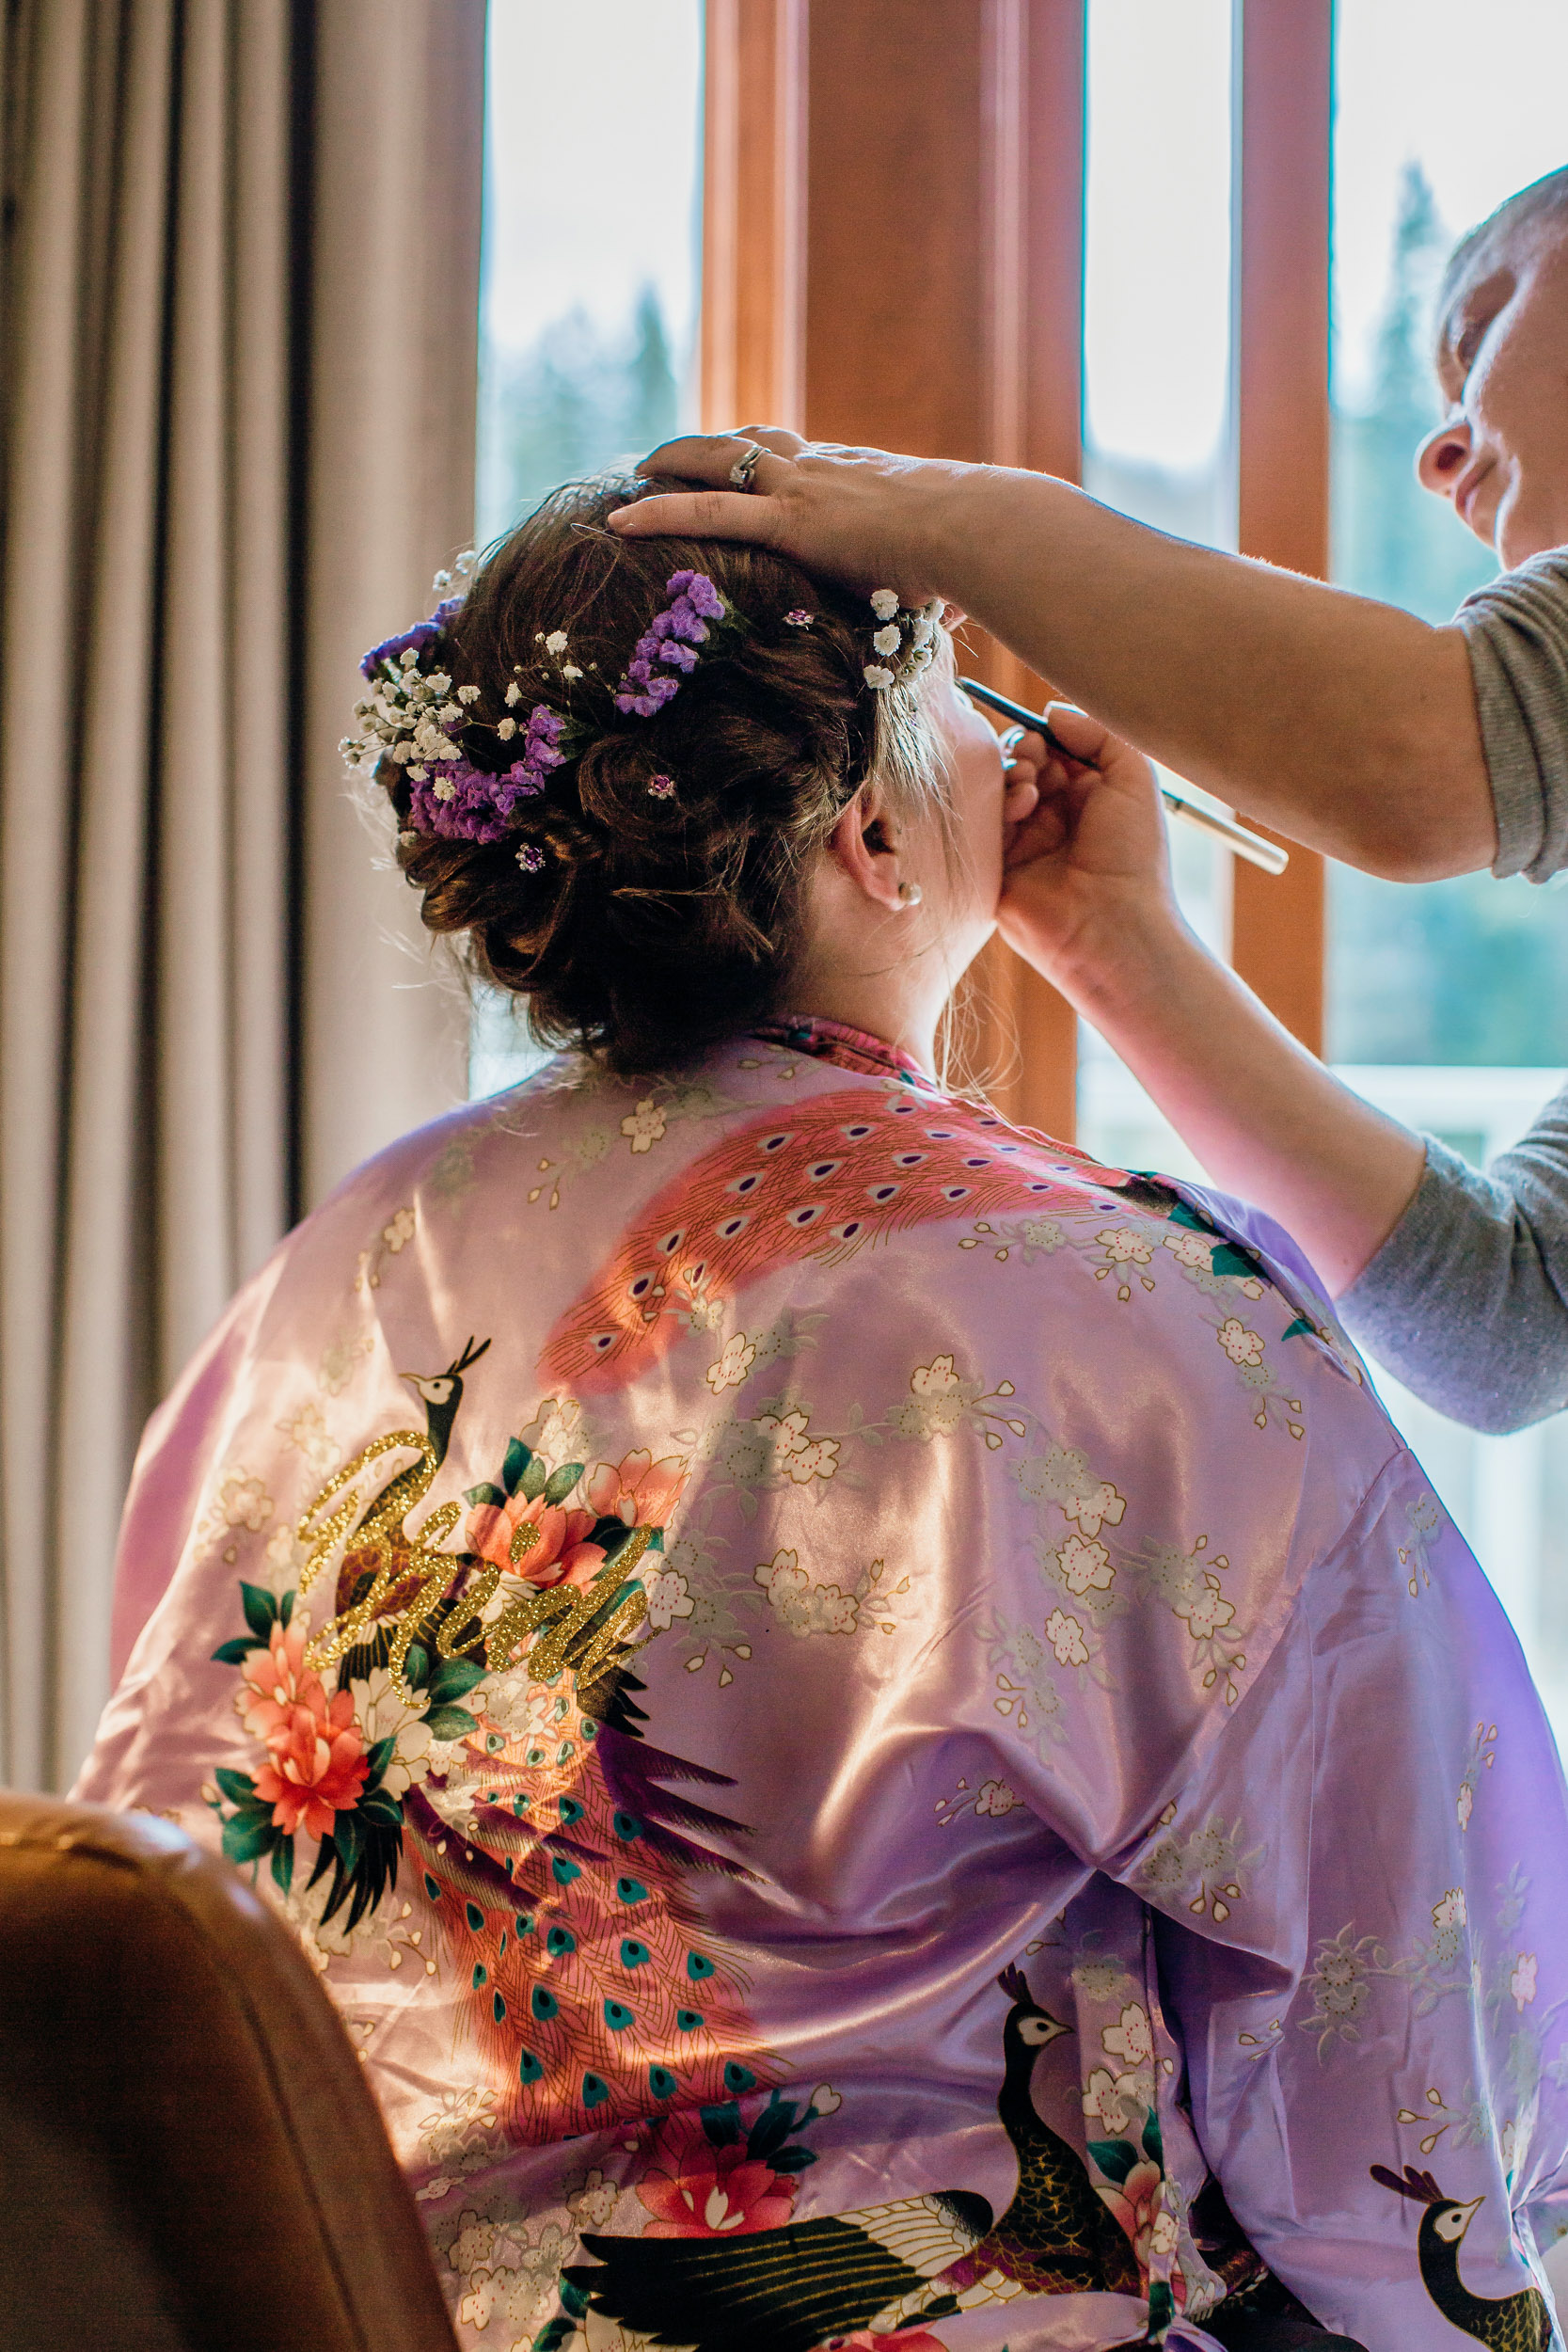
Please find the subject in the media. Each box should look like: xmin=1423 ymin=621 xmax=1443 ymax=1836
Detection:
xmin=0 ymin=1791 xmax=460 ymax=2352
xmin=0 ymin=1795 xmax=1386 ymax=2352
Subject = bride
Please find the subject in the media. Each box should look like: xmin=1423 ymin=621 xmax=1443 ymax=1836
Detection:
xmin=78 ymin=474 xmax=1568 ymax=2352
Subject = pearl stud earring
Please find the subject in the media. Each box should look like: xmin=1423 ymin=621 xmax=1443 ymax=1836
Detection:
xmin=897 ymin=880 xmax=924 ymax=908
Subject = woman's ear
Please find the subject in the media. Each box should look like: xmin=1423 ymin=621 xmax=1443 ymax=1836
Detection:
xmin=825 ymin=783 xmax=905 ymax=912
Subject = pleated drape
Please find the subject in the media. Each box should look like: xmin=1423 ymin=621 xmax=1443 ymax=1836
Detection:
xmin=0 ymin=0 xmax=483 ymax=1789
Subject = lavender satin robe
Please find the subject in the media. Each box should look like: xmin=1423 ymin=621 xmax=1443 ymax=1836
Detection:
xmin=78 ymin=1022 xmax=1568 ymax=2352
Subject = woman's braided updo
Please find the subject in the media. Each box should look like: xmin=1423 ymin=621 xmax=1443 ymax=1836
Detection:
xmin=373 ymin=472 xmax=946 ymax=1075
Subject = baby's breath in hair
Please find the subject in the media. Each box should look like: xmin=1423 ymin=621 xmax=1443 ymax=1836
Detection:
xmin=863 ymin=590 xmax=942 ymax=692
xmin=369 ymin=469 xmax=951 ymax=1075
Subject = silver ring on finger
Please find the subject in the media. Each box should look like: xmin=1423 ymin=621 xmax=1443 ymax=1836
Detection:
xmin=728 ymin=441 xmax=765 ymax=492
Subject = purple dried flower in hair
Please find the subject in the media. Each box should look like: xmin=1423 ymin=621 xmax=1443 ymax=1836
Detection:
xmin=613 ymin=571 xmax=727 ymax=717
xmin=404 ymin=703 xmax=569 ymax=842
xmin=407 ymin=759 xmax=512 ymax=843
xmin=358 ymin=597 xmax=466 ymax=680
xmin=669 ymin=569 xmax=725 ymax=622
xmin=360 ymin=616 xmax=442 ymax=678
xmin=650 ymin=603 xmax=707 ymax=649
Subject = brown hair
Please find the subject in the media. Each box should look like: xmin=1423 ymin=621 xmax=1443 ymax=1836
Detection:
xmin=375 ymin=473 xmax=944 ymax=1074
xmin=1437 ymin=164 xmax=1568 ymax=359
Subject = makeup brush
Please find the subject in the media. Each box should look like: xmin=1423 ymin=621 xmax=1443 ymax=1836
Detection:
xmin=958 ymin=675 xmax=1289 ymax=876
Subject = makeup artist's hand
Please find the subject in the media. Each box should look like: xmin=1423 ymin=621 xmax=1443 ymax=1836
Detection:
xmin=608 ymin=427 xmax=962 ymax=605
xmin=998 ymin=705 xmax=1181 ymax=993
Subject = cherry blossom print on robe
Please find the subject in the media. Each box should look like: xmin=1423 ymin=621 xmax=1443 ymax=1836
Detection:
xmin=79 ymin=1019 xmax=1568 ymax=2352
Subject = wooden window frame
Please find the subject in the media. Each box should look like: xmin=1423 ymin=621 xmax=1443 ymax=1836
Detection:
xmin=702 ymin=0 xmax=1332 ymax=1138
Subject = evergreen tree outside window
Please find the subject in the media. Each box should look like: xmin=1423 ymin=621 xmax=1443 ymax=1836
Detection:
xmin=469 ymin=1 xmax=703 ymax=1095
xmin=1326 ymin=0 xmax=1568 ymax=1739
xmin=1075 ymin=0 xmax=1236 ymax=1179
xmin=1329 ymin=159 xmax=1568 ymax=1070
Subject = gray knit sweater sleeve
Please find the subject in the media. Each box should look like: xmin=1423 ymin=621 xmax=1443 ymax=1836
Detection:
xmin=1332 ymin=556 xmax=1568 ymax=1428
xmin=1455 ymin=546 xmax=1568 ymax=881
xmin=1338 ymin=1082 xmax=1568 ymax=1433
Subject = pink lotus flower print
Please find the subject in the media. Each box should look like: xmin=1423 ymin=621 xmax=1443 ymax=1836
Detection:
xmin=637 ymin=2113 xmax=797 ymax=2238
xmin=465 ymin=1492 xmax=607 ymax=1591
xmin=811 ymin=2334 xmax=948 ymax=2352
xmin=252 ymin=1680 xmax=369 ymax=1839
xmin=238 ymin=1612 xmax=317 ymax=1743
xmin=584 ymin=1449 xmax=688 ymax=1530
xmin=1101 ymin=2157 xmax=1164 ymax=2275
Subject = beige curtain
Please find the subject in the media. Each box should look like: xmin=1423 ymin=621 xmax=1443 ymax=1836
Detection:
xmin=0 ymin=0 xmax=483 ymax=1790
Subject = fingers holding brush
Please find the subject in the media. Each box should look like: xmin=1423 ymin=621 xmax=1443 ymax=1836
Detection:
xmin=998 ymin=723 xmax=1046 ymax=849
xmin=996 ymin=703 xmax=1182 ymax=989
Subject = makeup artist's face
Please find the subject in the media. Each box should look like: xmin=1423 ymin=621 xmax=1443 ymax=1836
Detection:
xmin=1417 ymin=221 xmax=1568 ymax=568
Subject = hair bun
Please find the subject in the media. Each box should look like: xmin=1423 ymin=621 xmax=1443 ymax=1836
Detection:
xmin=372 ymin=470 xmax=944 ymax=1073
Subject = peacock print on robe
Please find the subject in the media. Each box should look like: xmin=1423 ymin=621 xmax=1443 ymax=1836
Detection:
xmin=206 ymin=1352 xmax=780 ymax=2144
xmin=79 ymin=1020 xmax=1568 ymax=2352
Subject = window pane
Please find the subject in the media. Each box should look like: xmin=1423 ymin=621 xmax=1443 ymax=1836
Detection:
xmin=1327 ymin=0 xmax=1568 ymax=1740
xmin=1328 ymin=0 xmax=1568 ymax=1074
xmin=478 ymin=0 xmax=703 ymax=546
xmin=1077 ymin=0 xmax=1236 ymax=1178
xmin=1082 ymin=0 xmax=1235 ymax=551
xmin=470 ymin=0 xmax=705 ymax=1095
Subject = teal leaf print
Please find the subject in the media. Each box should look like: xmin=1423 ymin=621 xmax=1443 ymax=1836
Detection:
xmin=239 ymin=1581 xmax=278 ymax=1641
xmin=424 ymin=1704 xmax=480 ymax=1740
xmin=424 ymin=1654 xmax=485 ymax=1708
xmin=1086 ymin=2136 xmax=1141 ymax=2185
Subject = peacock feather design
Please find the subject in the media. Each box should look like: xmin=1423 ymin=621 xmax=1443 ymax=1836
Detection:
xmin=405 ymin=1628 xmax=780 ymax=2144
xmin=1372 ymin=2163 xmax=1551 ymax=2351
xmin=213 ymin=1342 xmax=784 ymax=2142
xmin=562 ymin=1963 xmax=1147 ymax=2352
xmin=540 ymin=1091 xmax=1135 ymax=1395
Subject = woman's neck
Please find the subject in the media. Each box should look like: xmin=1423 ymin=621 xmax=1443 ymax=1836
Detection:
xmin=784 ymin=960 xmax=941 ymax=1074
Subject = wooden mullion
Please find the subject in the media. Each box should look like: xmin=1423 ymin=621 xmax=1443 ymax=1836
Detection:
xmin=702 ymin=1 xmax=1085 ymax=1136
xmin=700 ymin=0 xmax=806 ymax=434
xmin=1230 ymin=0 xmax=1332 ymax=1054
xmin=1010 ymin=0 xmax=1085 ymax=1140
xmin=967 ymin=1 xmax=1085 ymax=1139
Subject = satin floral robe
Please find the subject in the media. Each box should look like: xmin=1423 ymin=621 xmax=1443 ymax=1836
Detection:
xmin=79 ymin=1020 xmax=1568 ymax=2352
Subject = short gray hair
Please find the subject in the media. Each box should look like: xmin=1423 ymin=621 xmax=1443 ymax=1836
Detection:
xmin=1437 ymin=164 xmax=1568 ymax=356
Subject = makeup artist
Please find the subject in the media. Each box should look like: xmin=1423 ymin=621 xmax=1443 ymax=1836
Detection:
xmin=609 ymin=165 xmax=1568 ymax=1440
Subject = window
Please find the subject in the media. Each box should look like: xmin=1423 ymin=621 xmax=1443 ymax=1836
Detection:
xmin=469 ymin=0 xmax=705 ymax=1097
xmin=1076 ymin=0 xmax=1236 ymax=1183
xmin=1326 ymin=0 xmax=1568 ymax=1736
xmin=1005 ymin=0 xmax=1568 ymax=1739
xmin=472 ymin=2 xmax=1568 ymax=1740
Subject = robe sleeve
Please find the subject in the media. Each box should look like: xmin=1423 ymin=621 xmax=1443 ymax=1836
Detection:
xmin=105 ymin=1253 xmax=285 ymax=1689
xmin=1139 ymin=1448 xmax=1568 ymax=2346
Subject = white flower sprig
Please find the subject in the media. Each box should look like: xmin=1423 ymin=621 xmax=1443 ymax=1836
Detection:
xmin=341 ymin=645 xmax=470 ymax=786
xmin=863 ymin=590 xmax=943 ymax=691
xmin=535 ymin=628 xmax=583 ymax=683
xmin=431 ymin=550 xmax=476 ymax=595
